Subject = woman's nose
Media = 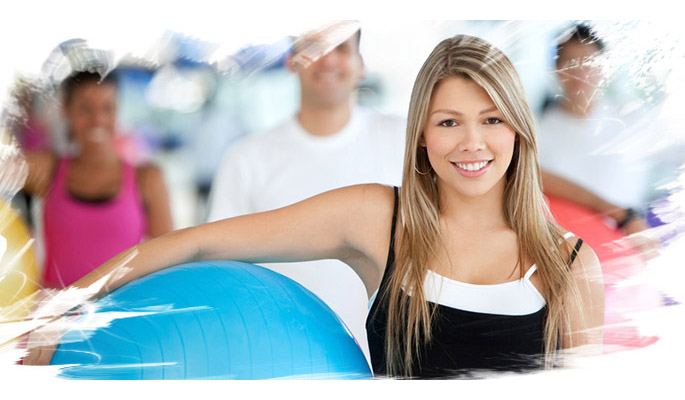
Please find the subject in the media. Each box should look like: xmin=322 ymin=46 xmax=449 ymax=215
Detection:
xmin=457 ymin=125 xmax=486 ymax=153
xmin=93 ymin=110 xmax=110 ymax=126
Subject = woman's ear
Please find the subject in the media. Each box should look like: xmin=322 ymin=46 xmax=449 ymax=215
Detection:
xmin=419 ymin=133 xmax=426 ymax=147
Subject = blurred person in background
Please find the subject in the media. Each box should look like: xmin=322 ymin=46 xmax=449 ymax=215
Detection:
xmin=19 ymin=69 xmax=173 ymax=289
xmin=537 ymin=24 xmax=657 ymax=256
xmin=537 ymin=25 xmax=671 ymax=349
xmin=206 ymin=21 xmax=406 ymax=363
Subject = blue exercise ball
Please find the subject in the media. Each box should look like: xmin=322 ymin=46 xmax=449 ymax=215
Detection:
xmin=50 ymin=260 xmax=372 ymax=379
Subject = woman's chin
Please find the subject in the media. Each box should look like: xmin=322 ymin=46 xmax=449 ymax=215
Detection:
xmin=77 ymin=137 xmax=115 ymax=154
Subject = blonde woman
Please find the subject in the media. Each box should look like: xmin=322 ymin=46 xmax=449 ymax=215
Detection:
xmin=24 ymin=35 xmax=604 ymax=378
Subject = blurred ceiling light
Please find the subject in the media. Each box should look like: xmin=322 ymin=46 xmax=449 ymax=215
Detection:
xmin=145 ymin=65 xmax=212 ymax=113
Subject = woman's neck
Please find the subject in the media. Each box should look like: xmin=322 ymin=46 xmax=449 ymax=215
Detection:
xmin=438 ymin=185 xmax=508 ymax=233
xmin=72 ymin=144 xmax=118 ymax=167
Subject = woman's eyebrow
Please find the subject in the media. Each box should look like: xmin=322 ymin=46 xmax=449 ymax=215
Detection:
xmin=479 ymin=106 xmax=498 ymax=115
xmin=429 ymin=106 xmax=498 ymax=116
xmin=430 ymin=109 xmax=462 ymax=116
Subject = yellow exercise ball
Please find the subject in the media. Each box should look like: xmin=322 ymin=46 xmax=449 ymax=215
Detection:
xmin=0 ymin=200 xmax=39 ymax=319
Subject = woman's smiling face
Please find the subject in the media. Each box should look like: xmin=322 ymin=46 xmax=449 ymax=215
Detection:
xmin=421 ymin=76 xmax=517 ymax=201
xmin=64 ymin=80 xmax=117 ymax=148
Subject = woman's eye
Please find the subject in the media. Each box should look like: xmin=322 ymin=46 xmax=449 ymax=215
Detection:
xmin=439 ymin=119 xmax=457 ymax=127
xmin=485 ymin=117 xmax=502 ymax=124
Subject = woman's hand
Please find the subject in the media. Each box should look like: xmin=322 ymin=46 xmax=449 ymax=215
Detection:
xmin=20 ymin=287 xmax=97 ymax=366
xmin=22 ymin=329 xmax=59 ymax=366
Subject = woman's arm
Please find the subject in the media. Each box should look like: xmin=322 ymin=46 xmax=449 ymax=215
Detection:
xmin=543 ymin=170 xmax=659 ymax=259
xmin=47 ymin=182 xmax=395 ymax=307
xmin=137 ymin=164 xmax=173 ymax=237
xmin=22 ymin=184 xmax=395 ymax=366
xmin=542 ymin=170 xmax=648 ymax=233
xmin=13 ymin=151 xmax=55 ymax=196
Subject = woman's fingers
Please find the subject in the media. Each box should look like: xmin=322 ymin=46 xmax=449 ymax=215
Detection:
xmin=23 ymin=322 xmax=64 ymax=365
xmin=23 ymin=344 xmax=57 ymax=365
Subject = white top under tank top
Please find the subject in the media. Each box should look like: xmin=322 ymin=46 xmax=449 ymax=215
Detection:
xmin=368 ymin=232 xmax=577 ymax=316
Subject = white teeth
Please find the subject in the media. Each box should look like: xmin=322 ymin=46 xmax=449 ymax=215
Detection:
xmin=455 ymin=161 xmax=489 ymax=171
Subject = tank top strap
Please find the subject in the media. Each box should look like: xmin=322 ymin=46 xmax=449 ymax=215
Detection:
xmin=385 ymin=186 xmax=399 ymax=271
xmin=523 ymin=264 xmax=538 ymax=281
xmin=559 ymin=231 xmax=583 ymax=266
xmin=375 ymin=187 xmax=400 ymax=295
xmin=387 ymin=187 xmax=399 ymax=259
xmin=368 ymin=186 xmax=399 ymax=311
xmin=568 ymin=238 xmax=583 ymax=266
xmin=525 ymin=231 xmax=583 ymax=281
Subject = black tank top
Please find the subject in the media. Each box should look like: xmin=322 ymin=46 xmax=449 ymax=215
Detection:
xmin=365 ymin=187 xmax=583 ymax=379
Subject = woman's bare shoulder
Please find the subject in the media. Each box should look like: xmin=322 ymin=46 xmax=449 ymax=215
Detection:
xmin=319 ymin=184 xmax=397 ymax=290
xmin=323 ymin=183 xmax=396 ymax=221
xmin=135 ymin=162 xmax=164 ymax=181
xmin=559 ymin=232 xmax=601 ymax=277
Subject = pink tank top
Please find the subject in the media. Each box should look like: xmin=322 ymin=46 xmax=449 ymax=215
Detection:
xmin=42 ymin=158 xmax=147 ymax=288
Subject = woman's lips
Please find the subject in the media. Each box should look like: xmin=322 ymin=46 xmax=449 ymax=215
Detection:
xmin=451 ymin=160 xmax=493 ymax=177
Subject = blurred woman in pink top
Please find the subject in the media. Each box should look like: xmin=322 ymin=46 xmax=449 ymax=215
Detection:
xmin=22 ymin=70 xmax=173 ymax=288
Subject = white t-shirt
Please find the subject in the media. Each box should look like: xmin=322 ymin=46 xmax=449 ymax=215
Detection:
xmin=206 ymin=107 xmax=406 ymax=365
xmin=537 ymin=102 xmax=650 ymax=209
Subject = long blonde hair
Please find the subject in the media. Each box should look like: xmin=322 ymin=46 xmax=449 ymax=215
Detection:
xmin=383 ymin=35 xmax=581 ymax=376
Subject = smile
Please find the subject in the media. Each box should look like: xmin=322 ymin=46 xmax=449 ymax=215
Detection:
xmin=454 ymin=160 xmax=491 ymax=171
xmin=451 ymin=160 xmax=492 ymax=177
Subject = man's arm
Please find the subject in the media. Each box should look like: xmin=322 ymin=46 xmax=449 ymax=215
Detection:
xmin=542 ymin=170 xmax=659 ymax=259
xmin=541 ymin=170 xmax=647 ymax=233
